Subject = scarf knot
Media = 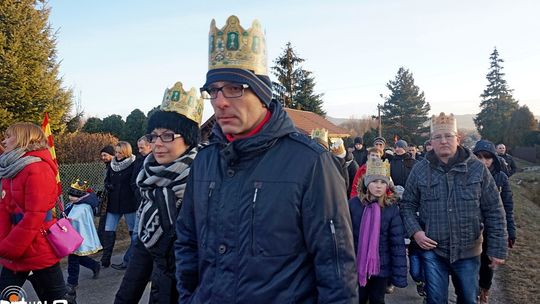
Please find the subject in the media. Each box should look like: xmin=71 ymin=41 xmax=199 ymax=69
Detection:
xmin=357 ymin=200 xmax=382 ymax=286
xmin=136 ymin=148 xmax=197 ymax=250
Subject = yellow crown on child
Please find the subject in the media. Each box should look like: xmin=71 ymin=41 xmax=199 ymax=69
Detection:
xmin=365 ymin=159 xmax=391 ymax=182
xmin=208 ymin=15 xmax=268 ymax=75
xmin=70 ymin=179 xmax=89 ymax=192
xmin=161 ymin=81 xmax=204 ymax=126
xmin=430 ymin=112 xmax=457 ymax=134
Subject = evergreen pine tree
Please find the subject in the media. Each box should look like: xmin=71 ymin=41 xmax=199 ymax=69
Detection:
xmin=124 ymin=109 xmax=147 ymax=148
xmin=102 ymin=114 xmax=125 ymax=139
xmin=82 ymin=117 xmax=104 ymax=133
xmin=272 ymin=42 xmax=325 ymax=115
xmin=504 ymin=105 xmax=538 ymax=148
xmin=0 ymin=0 xmax=72 ymax=131
xmin=474 ymin=47 xmax=518 ymax=143
xmin=381 ymin=67 xmax=430 ymax=144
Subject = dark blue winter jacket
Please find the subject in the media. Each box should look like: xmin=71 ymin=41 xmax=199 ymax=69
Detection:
xmin=349 ymin=197 xmax=408 ymax=288
xmin=175 ymin=100 xmax=358 ymax=303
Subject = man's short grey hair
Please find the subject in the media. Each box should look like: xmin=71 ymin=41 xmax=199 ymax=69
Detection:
xmin=138 ymin=135 xmax=150 ymax=144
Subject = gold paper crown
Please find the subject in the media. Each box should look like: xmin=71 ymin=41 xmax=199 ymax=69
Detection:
xmin=70 ymin=179 xmax=89 ymax=192
xmin=365 ymin=158 xmax=391 ymax=179
xmin=329 ymin=137 xmax=346 ymax=157
xmin=161 ymin=81 xmax=204 ymax=126
xmin=430 ymin=112 xmax=457 ymax=134
xmin=208 ymin=15 xmax=268 ymax=75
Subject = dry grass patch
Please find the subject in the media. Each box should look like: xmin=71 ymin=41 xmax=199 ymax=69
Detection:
xmin=497 ymin=159 xmax=540 ymax=303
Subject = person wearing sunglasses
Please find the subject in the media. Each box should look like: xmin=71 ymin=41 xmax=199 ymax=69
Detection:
xmin=473 ymin=140 xmax=516 ymax=304
xmin=114 ymin=82 xmax=203 ymax=304
xmin=175 ymin=16 xmax=358 ymax=303
xmin=400 ymin=113 xmax=507 ymax=304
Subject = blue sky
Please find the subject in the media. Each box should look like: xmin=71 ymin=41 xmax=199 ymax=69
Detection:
xmin=47 ymin=0 xmax=540 ymax=122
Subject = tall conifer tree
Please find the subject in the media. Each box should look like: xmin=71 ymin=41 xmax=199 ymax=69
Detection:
xmin=272 ymin=42 xmax=325 ymax=115
xmin=381 ymin=67 xmax=430 ymax=144
xmin=0 ymin=0 xmax=72 ymax=131
xmin=474 ymin=48 xmax=518 ymax=143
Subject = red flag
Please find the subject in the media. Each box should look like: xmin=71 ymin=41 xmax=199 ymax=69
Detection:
xmin=41 ymin=113 xmax=62 ymax=193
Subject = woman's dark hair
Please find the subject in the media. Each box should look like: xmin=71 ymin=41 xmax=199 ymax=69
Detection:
xmin=146 ymin=110 xmax=200 ymax=147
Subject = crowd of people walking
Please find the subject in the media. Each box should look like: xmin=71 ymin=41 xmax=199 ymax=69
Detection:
xmin=0 ymin=14 xmax=518 ymax=304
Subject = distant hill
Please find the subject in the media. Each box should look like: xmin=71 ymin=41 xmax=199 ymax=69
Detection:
xmin=328 ymin=114 xmax=478 ymax=131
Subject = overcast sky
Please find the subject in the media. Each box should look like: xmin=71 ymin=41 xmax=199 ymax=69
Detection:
xmin=47 ymin=0 xmax=540 ymax=122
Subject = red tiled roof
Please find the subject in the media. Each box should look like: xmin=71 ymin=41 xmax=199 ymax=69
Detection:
xmin=284 ymin=108 xmax=350 ymax=137
xmin=200 ymin=108 xmax=350 ymax=141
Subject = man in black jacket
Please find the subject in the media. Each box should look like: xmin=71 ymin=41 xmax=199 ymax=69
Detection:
xmin=389 ymin=140 xmax=417 ymax=187
xmin=175 ymin=15 xmax=358 ymax=304
xmin=352 ymin=136 xmax=368 ymax=166
xmin=496 ymin=143 xmax=517 ymax=176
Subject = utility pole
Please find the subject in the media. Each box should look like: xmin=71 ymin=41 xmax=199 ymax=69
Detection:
xmin=378 ymin=94 xmax=384 ymax=137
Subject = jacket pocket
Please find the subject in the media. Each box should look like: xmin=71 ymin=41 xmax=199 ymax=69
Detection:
xmin=251 ymin=181 xmax=303 ymax=257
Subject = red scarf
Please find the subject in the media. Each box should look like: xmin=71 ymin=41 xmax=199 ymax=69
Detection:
xmin=225 ymin=110 xmax=271 ymax=142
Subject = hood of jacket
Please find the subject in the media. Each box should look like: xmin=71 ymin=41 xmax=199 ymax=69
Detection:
xmin=472 ymin=140 xmax=501 ymax=173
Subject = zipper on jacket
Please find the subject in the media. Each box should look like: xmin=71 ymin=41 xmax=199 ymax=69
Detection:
xmin=329 ymin=219 xmax=341 ymax=277
xmin=251 ymin=182 xmax=262 ymax=255
xmin=204 ymin=182 xmax=215 ymax=248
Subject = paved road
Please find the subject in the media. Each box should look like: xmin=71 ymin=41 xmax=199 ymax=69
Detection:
xmin=15 ymin=254 xmax=503 ymax=304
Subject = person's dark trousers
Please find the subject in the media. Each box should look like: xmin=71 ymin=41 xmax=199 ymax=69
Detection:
xmin=422 ymin=250 xmax=480 ymax=304
xmin=479 ymin=241 xmax=494 ymax=290
xmin=67 ymin=254 xmax=100 ymax=286
xmin=114 ymin=239 xmax=154 ymax=304
xmin=148 ymin=249 xmax=178 ymax=303
xmin=358 ymin=276 xmax=388 ymax=304
xmin=101 ymin=231 xmax=116 ymax=267
xmin=0 ymin=263 xmax=68 ymax=303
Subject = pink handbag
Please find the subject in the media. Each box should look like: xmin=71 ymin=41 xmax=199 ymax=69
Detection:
xmin=41 ymin=199 xmax=84 ymax=258
xmin=44 ymin=217 xmax=84 ymax=258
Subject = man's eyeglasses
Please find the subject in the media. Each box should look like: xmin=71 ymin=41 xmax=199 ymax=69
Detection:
xmin=145 ymin=133 xmax=182 ymax=143
xmin=200 ymin=84 xmax=249 ymax=99
xmin=431 ymin=134 xmax=457 ymax=142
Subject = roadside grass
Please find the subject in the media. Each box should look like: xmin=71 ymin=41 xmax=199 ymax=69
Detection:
xmin=497 ymin=158 xmax=540 ymax=304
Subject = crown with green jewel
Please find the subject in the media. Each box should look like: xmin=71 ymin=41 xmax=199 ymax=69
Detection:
xmin=161 ymin=81 xmax=204 ymax=126
xmin=208 ymin=15 xmax=268 ymax=75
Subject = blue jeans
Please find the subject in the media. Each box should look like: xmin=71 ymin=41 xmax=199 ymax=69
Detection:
xmin=422 ymin=250 xmax=480 ymax=304
xmin=409 ymin=242 xmax=425 ymax=283
xmin=105 ymin=212 xmax=136 ymax=264
xmin=105 ymin=212 xmax=135 ymax=232
xmin=67 ymin=254 xmax=99 ymax=286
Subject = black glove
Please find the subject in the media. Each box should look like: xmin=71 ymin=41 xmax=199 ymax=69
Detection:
xmin=508 ymin=237 xmax=516 ymax=248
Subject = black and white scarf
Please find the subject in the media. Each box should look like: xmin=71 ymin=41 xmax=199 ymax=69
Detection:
xmin=0 ymin=148 xmax=41 ymax=179
xmin=136 ymin=148 xmax=197 ymax=250
xmin=110 ymin=154 xmax=136 ymax=172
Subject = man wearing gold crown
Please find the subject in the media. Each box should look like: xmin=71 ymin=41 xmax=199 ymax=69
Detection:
xmin=175 ymin=16 xmax=358 ymax=303
xmin=400 ymin=113 xmax=507 ymax=304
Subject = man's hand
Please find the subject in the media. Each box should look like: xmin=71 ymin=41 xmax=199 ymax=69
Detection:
xmin=413 ymin=231 xmax=438 ymax=250
xmin=489 ymin=256 xmax=505 ymax=269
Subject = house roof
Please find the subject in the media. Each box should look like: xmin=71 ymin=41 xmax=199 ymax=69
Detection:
xmin=199 ymin=108 xmax=350 ymax=141
xmin=284 ymin=108 xmax=350 ymax=137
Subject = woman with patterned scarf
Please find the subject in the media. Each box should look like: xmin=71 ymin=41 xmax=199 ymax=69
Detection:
xmin=114 ymin=81 xmax=202 ymax=304
xmin=0 ymin=123 xmax=70 ymax=302
xmin=100 ymin=141 xmax=138 ymax=268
